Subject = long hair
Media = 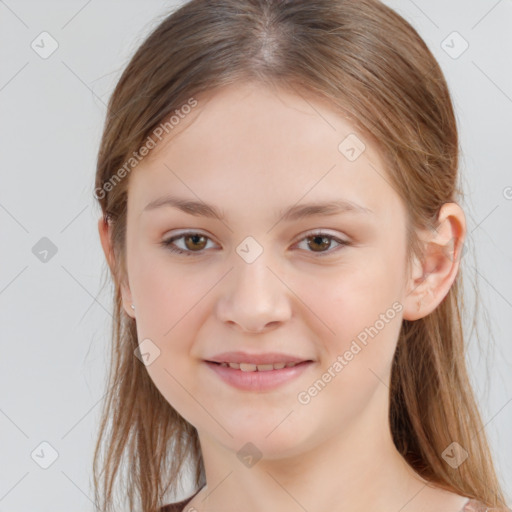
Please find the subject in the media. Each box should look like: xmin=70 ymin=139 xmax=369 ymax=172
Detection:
xmin=92 ymin=1 xmax=509 ymax=510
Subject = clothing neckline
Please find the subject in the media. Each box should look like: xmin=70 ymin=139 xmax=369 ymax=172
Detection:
xmin=165 ymin=492 xmax=490 ymax=512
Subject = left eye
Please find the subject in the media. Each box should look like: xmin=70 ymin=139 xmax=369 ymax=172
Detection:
xmin=295 ymin=232 xmax=350 ymax=255
xmin=161 ymin=231 xmax=350 ymax=257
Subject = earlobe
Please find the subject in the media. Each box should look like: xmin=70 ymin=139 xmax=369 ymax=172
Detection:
xmin=97 ymin=216 xmax=136 ymax=319
xmin=402 ymin=203 xmax=466 ymax=321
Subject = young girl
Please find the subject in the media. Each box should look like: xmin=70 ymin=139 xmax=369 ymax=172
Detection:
xmin=93 ymin=1 xmax=511 ymax=511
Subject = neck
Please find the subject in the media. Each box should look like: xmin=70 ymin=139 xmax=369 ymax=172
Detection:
xmin=189 ymin=384 xmax=465 ymax=512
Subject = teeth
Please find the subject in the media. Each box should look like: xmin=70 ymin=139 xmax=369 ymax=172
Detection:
xmin=240 ymin=363 xmax=258 ymax=372
xmin=218 ymin=361 xmax=300 ymax=371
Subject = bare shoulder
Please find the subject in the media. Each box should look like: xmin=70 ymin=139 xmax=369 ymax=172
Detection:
xmin=400 ymin=485 xmax=477 ymax=512
xmin=463 ymin=499 xmax=512 ymax=512
xmin=462 ymin=499 xmax=488 ymax=512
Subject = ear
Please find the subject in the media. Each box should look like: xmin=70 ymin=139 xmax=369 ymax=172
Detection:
xmin=402 ymin=203 xmax=466 ymax=321
xmin=97 ymin=216 xmax=136 ymax=319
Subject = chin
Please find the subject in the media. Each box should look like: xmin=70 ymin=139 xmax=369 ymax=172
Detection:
xmin=223 ymin=422 xmax=306 ymax=457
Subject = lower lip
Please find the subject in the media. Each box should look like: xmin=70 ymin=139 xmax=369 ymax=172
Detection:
xmin=204 ymin=361 xmax=314 ymax=391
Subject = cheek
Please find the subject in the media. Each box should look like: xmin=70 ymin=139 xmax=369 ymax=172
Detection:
xmin=293 ymin=263 xmax=403 ymax=432
xmin=129 ymin=257 xmax=211 ymax=422
xmin=128 ymin=252 xmax=212 ymax=404
xmin=130 ymin=249 xmax=208 ymax=333
xmin=303 ymin=253 xmax=404 ymax=366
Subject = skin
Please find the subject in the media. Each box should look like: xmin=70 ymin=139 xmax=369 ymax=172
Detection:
xmin=99 ymin=81 xmax=468 ymax=512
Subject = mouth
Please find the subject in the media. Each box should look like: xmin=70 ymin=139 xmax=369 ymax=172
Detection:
xmin=206 ymin=360 xmax=312 ymax=372
xmin=204 ymin=359 xmax=315 ymax=391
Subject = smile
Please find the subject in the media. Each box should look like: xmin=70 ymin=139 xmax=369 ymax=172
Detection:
xmin=217 ymin=361 xmax=302 ymax=371
xmin=205 ymin=360 xmax=314 ymax=391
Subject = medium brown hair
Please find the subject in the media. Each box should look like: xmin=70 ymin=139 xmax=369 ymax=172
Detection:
xmin=92 ymin=1 xmax=509 ymax=510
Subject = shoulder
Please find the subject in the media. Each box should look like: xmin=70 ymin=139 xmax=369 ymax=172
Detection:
xmin=462 ymin=499 xmax=512 ymax=512
xmin=462 ymin=500 xmax=489 ymax=512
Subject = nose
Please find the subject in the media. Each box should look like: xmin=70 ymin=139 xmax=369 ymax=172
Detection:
xmin=215 ymin=255 xmax=292 ymax=334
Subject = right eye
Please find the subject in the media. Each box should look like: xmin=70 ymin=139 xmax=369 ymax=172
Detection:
xmin=161 ymin=231 xmax=217 ymax=256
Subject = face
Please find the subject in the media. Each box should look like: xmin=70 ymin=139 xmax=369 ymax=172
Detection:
xmin=117 ymin=82 xmax=412 ymax=458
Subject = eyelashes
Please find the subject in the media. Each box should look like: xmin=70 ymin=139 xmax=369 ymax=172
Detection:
xmin=160 ymin=230 xmax=351 ymax=258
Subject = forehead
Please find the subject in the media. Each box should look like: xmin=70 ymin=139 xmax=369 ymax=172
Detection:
xmin=128 ymin=82 xmax=403 ymax=223
xmin=146 ymin=81 xmax=376 ymax=165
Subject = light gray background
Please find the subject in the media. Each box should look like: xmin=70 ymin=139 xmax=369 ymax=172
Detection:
xmin=0 ymin=1 xmax=511 ymax=510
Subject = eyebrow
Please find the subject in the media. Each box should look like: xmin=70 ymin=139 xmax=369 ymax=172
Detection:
xmin=142 ymin=194 xmax=374 ymax=221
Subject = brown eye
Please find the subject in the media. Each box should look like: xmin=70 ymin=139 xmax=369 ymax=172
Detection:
xmin=183 ymin=233 xmax=208 ymax=251
xmin=161 ymin=232 xmax=215 ymax=256
xmin=306 ymin=235 xmax=332 ymax=252
xmin=162 ymin=231 xmax=350 ymax=258
xmin=295 ymin=231 xmax=351 ymax=257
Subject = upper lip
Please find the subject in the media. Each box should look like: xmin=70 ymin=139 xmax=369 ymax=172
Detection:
xmin=206 ymin=351 xmax=313 ymax=365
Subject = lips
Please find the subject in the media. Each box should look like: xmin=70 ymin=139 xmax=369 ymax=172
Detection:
xmin=211 ymin=361 xmax=303 ymax=372
xmin=206 ymin=351 xmax=313 ymax=366
xmin=205 ymin=359 xmax=314 ymax=391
